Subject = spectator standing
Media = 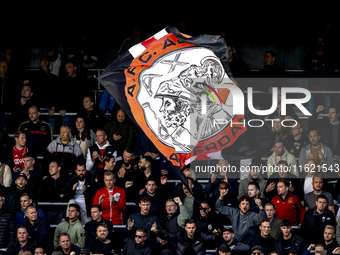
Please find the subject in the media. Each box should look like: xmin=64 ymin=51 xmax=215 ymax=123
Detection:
xmin=2 ymin=130 xmax=28 ymax=172
xmin=32 ymin=56 xmax=59 ymax=111
xmin=93 ymin=154 xmax=116 ymax=189
xmin=205 ymin=159 xmax=239 ymax=199
xmin=216 ymin=190 xmax=266 ymax=242
xmin=46 ymin=125 xmax=83 ymax=178
xmin=71 ymin=116 xmax=96 ymax=157
xmin=78 ymin=95 xmax=106 ymax=132
xmin=85 ymin=129 xmax=116 ymax=172
xmin=92 ymin=171 xmax=126 ymax=225
xmin=265 ymin=160 xmax=303 ymax=202
xmin=284 ymin=122 xmax=309 ymax=158
xmin=104 ymin=108 xmax=136 ymax=154
xmin=84 ymin=205 xmax=114 ymax=243
xmin=47 ymin=46 xmax=62 ymax=77
xmin=265 ymin=203 xmax=282 ymax=240
xmin=24 ymin=205 xmax=51 ymax=252
xmin=85 ymin=223 xmax=120 ymax=255
xmin=121 ymin=228 xmax=152 ymax=255
xmin=248 ymin=181 xmax=267 ymax=213
xmin=227 ymin=45 xmax=250 ymax=78
xmin=10 ymin=84 xmax=38 ymax=132
xmin=301 ymin=194 xmax=336 ymax=246
xmin=7 ymin=226 xmax=36 ymax=255
xmin=12 ymin=153 xmax=41 ymax=194
xmin=271 ymin=179 xmax=305 ymax=226
xmin=257 ymin=51 xmax=286 ymax=78
xmin=19 ymin=105 xmax=53 ymax=157
xmin=153 ymin=218 xmax=220 ymax=255
xmin=267 ymin=142 xmax=298 ymax=177
xmin=302 ymin=36 xmax=335 ymax=112
xmin=64 ymin=163 xmax=97 ymax=225
xmin=304 ymin=176 xmax=335 ymax=214
xmin=160 ymin=197 xmax=190 ymax=238
xmin=238 ymin=165 xmax=266 ymax=199
xmin=274 ymin=219 xmax=306 ymax=255
xmin=0 ymin=160 xmax=11 ymax=187
xmin=0 ymin=59 xmax=21 ymax=112
xmin=309 ymin=104 xmax=340 ymax=159
xmin=53 ymin=204 xmax=85 ymax=249
xmin=0 ymin=173 xmax=36 ymax=214
xmin=245 ymin=219 xmax=276 ymax=255
xmin=99 ymin=90 xmax=115 ymax=114
xmin=299 ymin=129 xmax=333 ymax=171
xmin=130 ymin=179 xmax=164 ymax=215
xmin=15 ymin=193 xmax=46 ymax=227
xmin=214 ymin=182 xmax=239 ymax=226
xmin=219 ymin=227 xmax=250 ymax=254
xmin=125 ymin=196 xmax=161 ymax=247
xmin=40 ymin=160 xmax=68 ymax=225
xmin=299 ymin=159 xmax=318 ymax=196
xmin=53 ymin=233 xmax=81 ymax=255
xmin=324 ymin=225 xmax=339 ymax=254
xmin=0 ymin=193 xmax=16 ymax=249
xmin=57 ymin=58 xmax=90 ymax=114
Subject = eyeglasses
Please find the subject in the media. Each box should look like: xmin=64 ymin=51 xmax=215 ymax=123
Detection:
xmin=252 ymin=252 xmax=262 ymax=255
xmin=135 ymin=235 xmax=146 ymax=239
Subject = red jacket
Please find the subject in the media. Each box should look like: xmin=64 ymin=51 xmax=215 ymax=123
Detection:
xmin=271 ymin=192 xmax=305 ymax=226
xmin=93 ymin=186 xmax=126 ymax=225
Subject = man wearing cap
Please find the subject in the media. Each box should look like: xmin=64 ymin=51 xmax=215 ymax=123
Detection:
xmin=0 ymin=172 xmax=36 ymax=214
xmin=218 ymin=243 xmax=232 ymax=255
xmin=220 ymin=227 xmax=250 ymax=254
xmin=80 ymin=248 xmax=90 ymax=255
xmin=251 ymin=245 xmax=264 ymax=255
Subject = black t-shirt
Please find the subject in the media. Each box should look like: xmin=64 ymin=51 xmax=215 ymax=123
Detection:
xmin=54 ymin=244 xmax=80 ymax=255
xmin=85 ymin=238 xmax=119 ymax=255
xmin=282 ymin=236 xmax=293 ymax=255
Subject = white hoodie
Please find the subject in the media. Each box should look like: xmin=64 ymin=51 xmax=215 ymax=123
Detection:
xmin=85 ymin=140 xmax=116 ymax=170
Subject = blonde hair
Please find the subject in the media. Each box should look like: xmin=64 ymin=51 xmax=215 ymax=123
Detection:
xmin=324 ymin=224 xmax=335 ymax=232
xmin=183 ymin=168 xmax=197 ymax=181
xmin=272 ymin=116 xmax=284 ymax=132
xmin=18 ymin=250 xmax=32 ymax=255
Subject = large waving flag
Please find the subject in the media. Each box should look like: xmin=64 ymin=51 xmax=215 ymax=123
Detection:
xmin=98 ymin=26 xmax=247 ymax=180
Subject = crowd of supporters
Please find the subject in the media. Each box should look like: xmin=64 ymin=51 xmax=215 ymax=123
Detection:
xmin=1 ymin=24 xmax=340 ymax=255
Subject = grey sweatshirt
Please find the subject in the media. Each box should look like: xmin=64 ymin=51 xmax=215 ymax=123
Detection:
xmin=215 ymin=198 xmax=267 ymax=242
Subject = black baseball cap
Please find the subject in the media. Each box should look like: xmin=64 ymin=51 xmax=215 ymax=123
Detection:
xmin=251 ymin=245 xmax=264 ymax=252
xmin=219 ymin=243 xmax=231 ymax=252
xmin=80 ymin=249 xmax=90 ymax=255
xmin=16 ymin=173 xmax=28 ymax=181
xmin=222 ymin=227 xmax=234 ymax=233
